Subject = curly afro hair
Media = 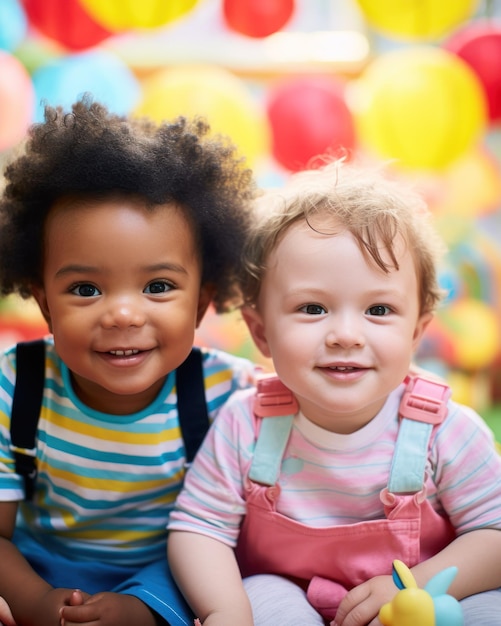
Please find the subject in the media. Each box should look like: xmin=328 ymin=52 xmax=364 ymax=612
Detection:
xmin=0 ymin=97 xmax=256 ymax=312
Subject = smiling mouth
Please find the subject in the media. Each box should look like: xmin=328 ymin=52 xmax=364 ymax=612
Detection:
xmin=109 ymin=349 xmax=140 ymax=356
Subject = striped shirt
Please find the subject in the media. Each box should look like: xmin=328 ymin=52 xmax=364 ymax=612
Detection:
xmin=169 ymin=383 xmax=501 ymax=545
xmin=0 ymin=337 xmax=255 ymax=566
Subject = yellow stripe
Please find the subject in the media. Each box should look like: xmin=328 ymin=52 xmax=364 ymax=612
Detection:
xmin=42 ymin=407 xmax=181 ymax=444
xmin=204 ymin=369 xmax=232 ymax=389
xmin=38 ymin=460 xmax=184 ymax=493
xmin=52 ymin=528 xmax=166 ymax=541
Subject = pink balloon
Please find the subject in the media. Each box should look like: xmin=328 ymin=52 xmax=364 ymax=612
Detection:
xmin=267 ymin=76 xmax=356 ymax=171
xmin=0 ymin=50 xmax=34 ymax=151
xmin=445 ymin=20 xmax=501 ymax=123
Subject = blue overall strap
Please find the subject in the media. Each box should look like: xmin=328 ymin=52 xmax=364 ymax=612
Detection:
xmin=248 ymin=375 xmax=298 ymax=486
xmin=388 ymin=376 xmax=451 ymax=494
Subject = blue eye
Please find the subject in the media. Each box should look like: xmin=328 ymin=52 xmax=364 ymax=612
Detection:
xmin=144 ymin=281 xmax=173 ymax=294
xmin=71 ymin=284 xmax=100 ymax=297
xmin=366 ymin=305 xmax=391 ymax=316
xmin=300 ymin=304 xmax=326 ymax=315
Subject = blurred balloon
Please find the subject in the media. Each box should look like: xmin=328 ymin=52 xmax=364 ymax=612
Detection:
xmin=32 ymin=50 xmax=140 ymax=121
xmin=80 ymin=0 xmax=198 ymax=31
xmin=223 ymin=0 xmax=295 ymax=38
xmin=21 ymin=0 xmax=112 ymax=51
xmin=446 ymin=238 xmax=495 ymax=303
xmin=350 ymin=46 xmax=487 ymax=171
xmin=0 ymin=0 xmax=27 ymax=52
xmin=135 ymin=65 xmax=269 ymax=167
xmin=12 ymin=38 xmax=59 ymax=75
xmin=432 ymin=148 xmax=501 ymax=218
xmin=438 ymin=298 xmax=500 ymax=370
xmin=447 ymin=369 xmax=491 ymax=412
xmin=445 ymin=20 xmax=501 ymax=124
xmin=267 ymin=75 xmax=356 ymax=171
xmin=354 ymin=0 xmax=479 ymax=41
xmin=417 ymin=316 xmax=456 ymax=365
xmin=0 ymin=50 xmax=34 ymax=150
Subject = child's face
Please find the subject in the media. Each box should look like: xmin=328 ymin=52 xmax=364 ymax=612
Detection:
xmin=243 ymin=219 xmax=431 ymax=434
xmin=33 ymin=198 xmax=211 ymax=414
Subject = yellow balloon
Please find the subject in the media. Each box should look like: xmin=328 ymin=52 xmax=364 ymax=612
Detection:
xmin=134 ymin=65 xmax=270 ymax=168
xmin=351 ymin=47 xmax=487 ymax=171
xmin=433 ymin=148 xmax=501 ymax=218
xmin=447 ymin=370 xmax=491 ymax=413
xmin=355 ymin=0 xmax=479 ymax=41
xmin=439 ymin=298 xmax=500 ymax=370
xmin=80 ymin=0 xmax=198 ymax=30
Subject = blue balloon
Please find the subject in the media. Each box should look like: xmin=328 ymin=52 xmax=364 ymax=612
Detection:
xmin=0 ymin=0 xmax=27 ymax=52
xmin=32 ymin=50 xmax=141 ymax=122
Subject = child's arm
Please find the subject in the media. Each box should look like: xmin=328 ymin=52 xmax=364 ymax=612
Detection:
xmin=0 ymin=501 xmax=159 ymax=626
xmin=333 ymin=528 xmax=501 ymax=626
xmin=411 ymin=527 xmax=501 ymax=598
xmin=0 ymin=501 xmax=78 ymax=626
xmin=168 ymin=530 xmax=254 ymax=626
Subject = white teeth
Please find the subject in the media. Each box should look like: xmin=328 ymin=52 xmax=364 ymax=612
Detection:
xmin=110 ymin=349 xmax=139 ymax=356
xmin=331 ymin=366 xmax=354 ymax=371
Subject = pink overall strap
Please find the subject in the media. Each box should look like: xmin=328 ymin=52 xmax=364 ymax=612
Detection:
xmin=249 ymin=375 xmax=298 ymax=486
xmin=388 ymin=375 xmax=451 ymax=494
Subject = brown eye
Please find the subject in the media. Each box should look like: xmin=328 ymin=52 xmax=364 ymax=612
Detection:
xmin=145 ymin=280 xmax=173 ymax=294
xmin=301 ymin=304 xmax=326 ymax=315
xmin=71 ymin=284 xmax=100 ymax=297
xmin=366 ymin=305 xmax=390 ymax=316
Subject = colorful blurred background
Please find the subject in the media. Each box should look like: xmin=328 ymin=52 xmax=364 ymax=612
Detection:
xmin=0 ymin=0 xmax=501 ymax=436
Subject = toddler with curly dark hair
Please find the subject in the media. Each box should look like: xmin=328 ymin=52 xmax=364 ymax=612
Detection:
xmin=0 ymin=97 xmax=257 ymax=626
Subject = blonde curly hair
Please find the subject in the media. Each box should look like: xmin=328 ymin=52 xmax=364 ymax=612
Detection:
xmin=241 ymin=158 xmax=446 ymax=315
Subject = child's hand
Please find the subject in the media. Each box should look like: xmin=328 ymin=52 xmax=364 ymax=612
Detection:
xmin=16 ymin=588 xmax=85 ymax=626
xmin=332 ymin=575 xmax=395 ymax=626
xmin=60 ymin=592 xmax=158 ymax=626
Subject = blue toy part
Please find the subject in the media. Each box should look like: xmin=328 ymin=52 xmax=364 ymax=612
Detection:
xmin=424 ymin=566 xmax=464 ymax=626
xmin=434 ymin=594 xmax=464 ymax=626
xmin=424 ymin=566 xmax=458 ymax=597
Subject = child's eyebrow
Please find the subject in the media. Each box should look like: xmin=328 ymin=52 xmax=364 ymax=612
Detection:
xmin=54 ymin=262 xmax=188 ymax=278
xmin=145 ymin=262 xmax=188 ymax=275
xmin=54 ymin=264 xmax=97 ymax=278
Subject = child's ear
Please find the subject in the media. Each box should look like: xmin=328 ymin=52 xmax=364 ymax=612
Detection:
xmin=31 ymin=285 xmax=53 ymax=333
xmin=195 ymin=284 xmax=215 ymax=327
xmin=412 ymin=311 xmax=433 ymax=351
xmin=241 ymin=305 xmax=271 ymax=358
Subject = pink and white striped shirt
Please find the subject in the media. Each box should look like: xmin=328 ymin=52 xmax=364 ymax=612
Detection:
xmin=169 ymin=382 xmax=501 ymax=544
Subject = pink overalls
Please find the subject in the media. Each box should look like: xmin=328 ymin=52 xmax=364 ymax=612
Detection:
xmin=235 ymin=376 xmax=456 ymax=623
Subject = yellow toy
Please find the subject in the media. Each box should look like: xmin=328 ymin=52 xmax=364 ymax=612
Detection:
xmin=379 ymin=560 xmax=464 ymax=626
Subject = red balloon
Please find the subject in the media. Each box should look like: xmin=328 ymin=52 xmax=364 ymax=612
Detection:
xmin=223 ymin=0 xmax=295 ymax=38
xmin=22 ymin=0 xmax=112 ymax=51
xmin=267 ymin=76 xmax=356 ymax=172
xmin=445 ymin=20 xmax=501 ymax=123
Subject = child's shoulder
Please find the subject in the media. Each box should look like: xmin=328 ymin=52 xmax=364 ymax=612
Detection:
xmin=199 ymin=346 xmax=258 ymax=386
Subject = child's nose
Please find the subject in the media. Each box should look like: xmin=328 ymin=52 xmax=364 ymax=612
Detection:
xmin=325 ymin=313 xmax=365 ymax=348
xmin=102 ymin=296 xmax=146 ymax=329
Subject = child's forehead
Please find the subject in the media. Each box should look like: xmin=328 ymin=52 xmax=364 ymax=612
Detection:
xmin=273 ymin=215 xmax=412 ymax=268
xmin=47 ymin=195 xmax=188 ymax=224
